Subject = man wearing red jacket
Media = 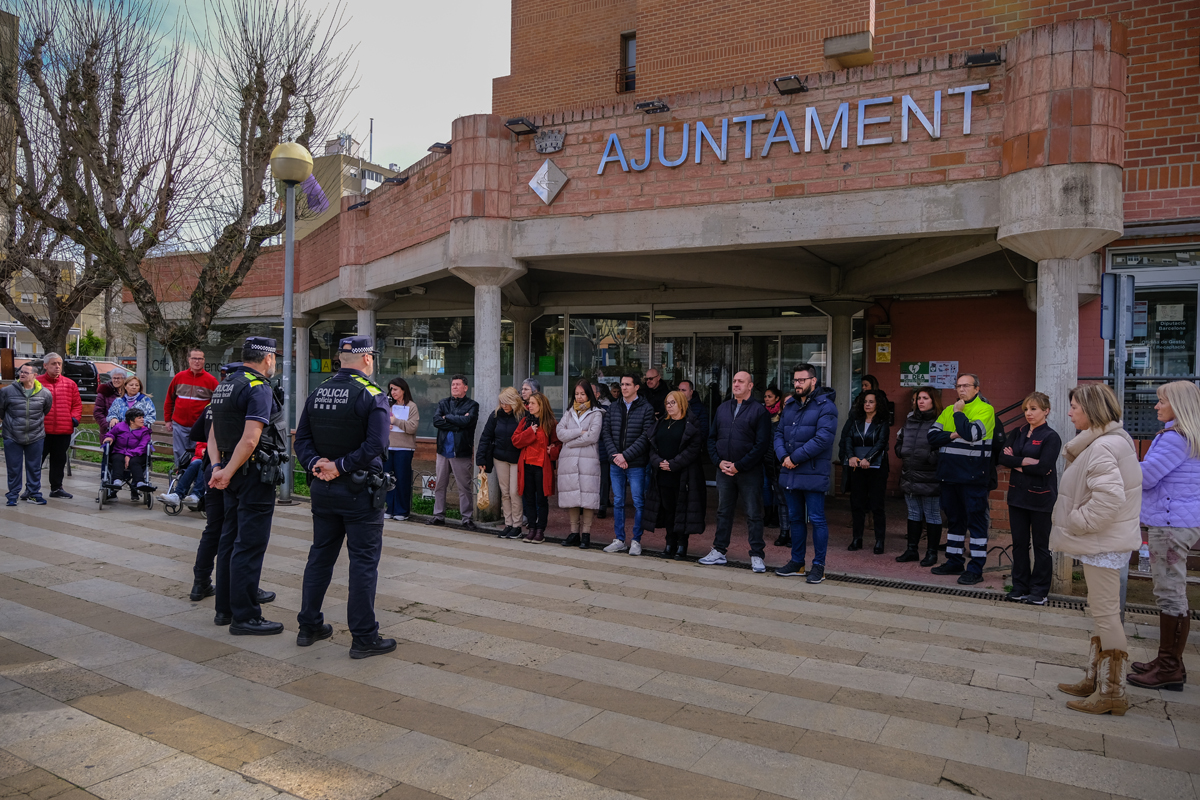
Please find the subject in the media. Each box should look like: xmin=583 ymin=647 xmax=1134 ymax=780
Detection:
xmin=164 ymin=349 xmax=218 ymax=465
xmin=37 ymin=353 xmax=82 ymax=500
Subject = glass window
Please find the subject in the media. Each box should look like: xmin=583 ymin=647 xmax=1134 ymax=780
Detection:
xmin=653 ymin=336 xmax=693 ymax=388
xmin=374 ymin=317 xmax=475 ymax=438
xmin=653 ymin=306 xmax=823 ymax=321
xmin=738 ymin=334 xmax=780 ymax=400
xmin=569 ymin=314 xmax=649 ymax=402
xmin=781 ymin=335 xmax=827 ymax=386
xmin=1121 ymin=287 xmax=1198 ymax=378
xmin=525 ymin=315 xmax=565 ymax=414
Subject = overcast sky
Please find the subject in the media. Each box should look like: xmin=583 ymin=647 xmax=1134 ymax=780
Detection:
xmin=335 ymin=0 xmax=511 ymax=169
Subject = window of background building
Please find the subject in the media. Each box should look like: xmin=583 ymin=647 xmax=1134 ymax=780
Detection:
xmin=618 ymin=32 xmax=636 ymax=93
xmin=527 ymin=315 xmax=565 ymax=413
xmin=373 ymin=317 xmax=475 ymax=438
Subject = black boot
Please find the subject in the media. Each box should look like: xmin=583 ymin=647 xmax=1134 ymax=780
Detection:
xmin=847 ymin=538 xmax=863 ymax=551
xmin=896 ymin=520 xmax=922 ymax=562
xmin=674 ymin=535 xmax=688 ymax=560
xmin=189 ymin=580 xmax=215 ymax=601
xmin=921 ymin=524 xmax=942 ymax=567
xmin=873 ymin=513 xmax=886 ymax=554
xmin=773 ymin=531 xmax=792 ymax=547
xmin=563 ymin=530 xmax=581 ymax=547
xmin=579 ymin=533 xmax=591 ymax=549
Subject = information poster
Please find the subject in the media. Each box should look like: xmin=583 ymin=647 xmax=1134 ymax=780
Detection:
xmin=875 ymin=342 xmax=891 ymax=363
xmin=900 ymin=360 xmax=959 ymax=389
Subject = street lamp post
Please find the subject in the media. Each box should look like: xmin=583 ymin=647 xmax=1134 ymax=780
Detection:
xmin=269 ymin=142 xmax=313 ymax=504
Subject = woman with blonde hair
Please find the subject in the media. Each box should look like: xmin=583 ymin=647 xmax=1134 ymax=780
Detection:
xmin=1052 ymin=383 xmax=1142 ymax=715
xmin=642 ymin=390 xmax=707 ymax=558
xmin=1128 ymin=381 xmax=1200 ymax=691
xmin=476 ymin=387 xmax=526 ymax=538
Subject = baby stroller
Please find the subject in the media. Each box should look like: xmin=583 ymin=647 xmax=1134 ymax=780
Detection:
xmin=161 ymin=452 xmax=206 ymax=517
xmin=96 ymin=440 xmax=156 ymax=511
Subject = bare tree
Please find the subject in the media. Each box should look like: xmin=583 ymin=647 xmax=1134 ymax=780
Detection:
xmin=1 ymin=0 xmax=353 ymax=368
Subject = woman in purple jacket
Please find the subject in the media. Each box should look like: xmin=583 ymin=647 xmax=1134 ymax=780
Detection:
xmin=1128 ymin=381 xmax=1200 ymax=692
xmin=102 ymin=407 xmax=153 ymax=499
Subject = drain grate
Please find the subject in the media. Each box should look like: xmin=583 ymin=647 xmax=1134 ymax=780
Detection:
xmin=824 ymin=571 xmax=1200 ymax=619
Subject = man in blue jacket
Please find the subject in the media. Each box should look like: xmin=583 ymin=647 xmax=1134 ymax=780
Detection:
xmin=772 ymin=364 xmax=838 ymax=584
xmin=699 ymin=371 xmax=772 ymax=572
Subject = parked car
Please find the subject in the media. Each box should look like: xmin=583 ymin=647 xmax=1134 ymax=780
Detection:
xmin=22 ymin=357 xmax=99 ymax=402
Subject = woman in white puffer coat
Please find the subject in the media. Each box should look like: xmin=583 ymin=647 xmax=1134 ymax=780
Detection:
xmin=557 ymin=380 xmax=604 ymax=549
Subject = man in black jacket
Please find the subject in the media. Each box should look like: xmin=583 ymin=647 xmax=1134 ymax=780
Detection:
xmin=639 ymin=368 xmax=671 ymax=419
xmin=430 ymin=374 xmax=480 ymax=530
xmin=700 ymin=371 xmax=772 ymax=572
xmin=601 ymin=373 xmax=655 ymax=555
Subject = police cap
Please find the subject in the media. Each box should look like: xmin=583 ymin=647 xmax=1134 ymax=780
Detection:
xmin=244 ymin=336 xmax=279 ymax=355
xmin=338 ymin=335 xmax=380 ymax=356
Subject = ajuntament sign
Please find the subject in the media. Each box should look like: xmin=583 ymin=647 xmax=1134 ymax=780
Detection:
xmin=597 ymin=84 xmax=990 ymax=175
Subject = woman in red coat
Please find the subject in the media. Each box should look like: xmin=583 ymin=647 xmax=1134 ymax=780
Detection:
xmin=512 ymin=391 xmax=559 ymax=543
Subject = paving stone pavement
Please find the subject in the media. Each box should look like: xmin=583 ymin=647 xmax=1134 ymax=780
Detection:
xmin=0 ymin=469 xmax=1197 ymax=800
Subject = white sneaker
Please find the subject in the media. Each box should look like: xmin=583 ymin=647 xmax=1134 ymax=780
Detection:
xmin=628 ymin=541 xmax=642 ymax=556
xmin=698 ymin=548 xmax=727 ymax=566
xmin=112 ymin=479 xmax=123 ymax=488
xmin=383 ymin=513 xmax=393 ymax=520
xmin=183 ymin=494 xmax=200 ymax=506
xmin=603 ymin=539 xmax=628 ymax=553
xmin=751 ymin=556 xmax=766 ymax=573
xmin=394 ymin=515 xmax=409 ymax=521
xmin=159 ymin=492 xmax=180 ymax=506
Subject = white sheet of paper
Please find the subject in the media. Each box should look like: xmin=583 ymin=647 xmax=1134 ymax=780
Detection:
xmin=391 ymin=404 xmax=408 ymax=431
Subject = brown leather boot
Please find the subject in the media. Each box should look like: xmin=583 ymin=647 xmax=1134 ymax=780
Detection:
xmin=1129 ymin=613 xmax=1188 ymax=691
xmin=1067 ymin=649 xmax=1129 ymax=716
xmin=1058 ymin=636 xmax=1101 ymax=697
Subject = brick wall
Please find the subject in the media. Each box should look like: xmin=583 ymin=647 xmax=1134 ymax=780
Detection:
xmin=493 ymin=0 xmax=872 ymax=119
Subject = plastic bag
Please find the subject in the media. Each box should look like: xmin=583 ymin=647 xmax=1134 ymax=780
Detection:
xmin=475 ymin=467 xmax=491 ymax=511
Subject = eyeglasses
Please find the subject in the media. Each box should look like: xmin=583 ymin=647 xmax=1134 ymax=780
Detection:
xmin=955 ymin=383 xmax=976 ymax=389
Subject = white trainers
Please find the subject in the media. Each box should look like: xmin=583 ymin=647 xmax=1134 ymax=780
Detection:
xmin=183 ymin=494 xmax=200 ymax=506
xmin=751 ymin=556 xmax=766 ymax=573
xmin=383 ymin=513 xmax=393 ymax=520
xmin=111 ymin=479 xmax=123 ymax=488
xmin=698 ymin=548 xmax=727 ymax=566
xmin=628 ymin=541 xmax=642 ymax=556
xmin=159 ymin=492 xmax=180 ymax=506
xmin=603 ymin=539 xmax=628 ymax=553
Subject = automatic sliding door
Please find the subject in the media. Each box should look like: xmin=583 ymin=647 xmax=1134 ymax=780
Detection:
xmin=737 ymin=334 xmax=780 ymax=397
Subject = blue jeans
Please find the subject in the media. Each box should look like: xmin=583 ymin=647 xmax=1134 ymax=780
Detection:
xmin=610 ymin=464 xmax=647 ymax=541
xmin=4 ymin=438 xmax=44 ymax=501
xmin=177 ymin=459 xmax=206 ymax=501
xmin=783 ymin=489 xmax=827 ymax=567
xmin=385 ymin=450 xmax=414 ymax=516
xmin=904 ymin=494 xmax=942 ymax=524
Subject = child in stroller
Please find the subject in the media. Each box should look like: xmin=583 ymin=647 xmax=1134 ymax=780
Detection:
xmin=160 ymin=436 xmax=207 ymax=512
xmin=102 ymin=408 xmax=155 ymax=502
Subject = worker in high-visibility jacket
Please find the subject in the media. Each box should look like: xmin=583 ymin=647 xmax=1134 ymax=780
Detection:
xmin=927 ymin=372 xmax=996 ymax=585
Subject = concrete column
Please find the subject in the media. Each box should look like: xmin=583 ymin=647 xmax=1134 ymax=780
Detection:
xmin=1036 ymin=258 xmax=1081 ymax=447
xmin=355 ymin=308 xmax=377 ymax=340
xmin=506 ymin=305 xmax=543 ymax=387
xmin=135 ymin=331 xmax=148 ymax=382
xmin=829 ymin=314 xmax=853 ymax=436
xmin=475 ymin=284 xmax=503 ymax=434
xmin=295 ymin=324 xmax=311 ymax=404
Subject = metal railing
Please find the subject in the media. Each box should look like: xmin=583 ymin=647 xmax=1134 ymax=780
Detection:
xmin=615 ymin=66 xmax=636 ymax=93
xmin=1079 ymin=375 xmax=1199 ymax=439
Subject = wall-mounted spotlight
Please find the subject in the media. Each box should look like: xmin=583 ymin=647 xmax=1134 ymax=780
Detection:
xmin=773 ymin=75 xmax=808 ymax=95
xmin=504 ymin=117 xmax=539 ymax=135
xmin=383 ymin=175 xmax=409 ymax=185
xmin=428 ymin=142 xmax=452 ymax=154
xmin=347 ymin=199 xmax=370 ymax=211
xmin=635 ymin=100 xmax=670 ymax=114
xmin=965 ymin=51 xmax=1002 ymax=67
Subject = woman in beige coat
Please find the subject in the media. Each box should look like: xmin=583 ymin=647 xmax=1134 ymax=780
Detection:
xmin=557 ymin=380 xmax=604 ymax=548
xmin=1051 ymin=383 xmax=1142 ymax=716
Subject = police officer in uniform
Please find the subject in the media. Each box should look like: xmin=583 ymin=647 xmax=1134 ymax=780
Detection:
xmin=208 ymin=338 xmax=289 ymax=635
xmin=293 ymin=336 xmax=397 ymax=658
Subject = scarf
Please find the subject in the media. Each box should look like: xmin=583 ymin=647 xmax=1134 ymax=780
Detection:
xmin=766 ymin=401 xmax=781 ymax=415
xmin=573 ymin=400 xmax=591 ymax=415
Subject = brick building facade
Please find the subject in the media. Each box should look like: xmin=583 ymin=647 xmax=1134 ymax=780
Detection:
xmin=129 ymin=1 xmax=1199 ymax=529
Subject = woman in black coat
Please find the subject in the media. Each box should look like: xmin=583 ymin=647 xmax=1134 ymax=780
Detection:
xmin=839 ymin=389 xmax=890 ymax=553
xmin=894 ymin=386 xmax=943 ymax=566
xmin=997 ymin=391 xmax=1061 ymax=605
xmin=642 ymin=391 xmax=707 ymax=560
xmin=476 ymin=388 xmax=525 ymax=538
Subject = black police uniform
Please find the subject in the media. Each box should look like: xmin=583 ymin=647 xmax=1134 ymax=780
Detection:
xmin=209 ymin=349 xmax=287 ymax=630
xmin=294 ymin=348 xmax=393 ymax=654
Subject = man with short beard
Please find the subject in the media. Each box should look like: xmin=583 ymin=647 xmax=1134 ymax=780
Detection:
xmin=773 ymin=364 xmax=838 ymax=584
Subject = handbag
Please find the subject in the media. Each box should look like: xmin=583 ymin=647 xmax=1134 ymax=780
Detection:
xmin=475 ymin=467 xmax=491 ymax=511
